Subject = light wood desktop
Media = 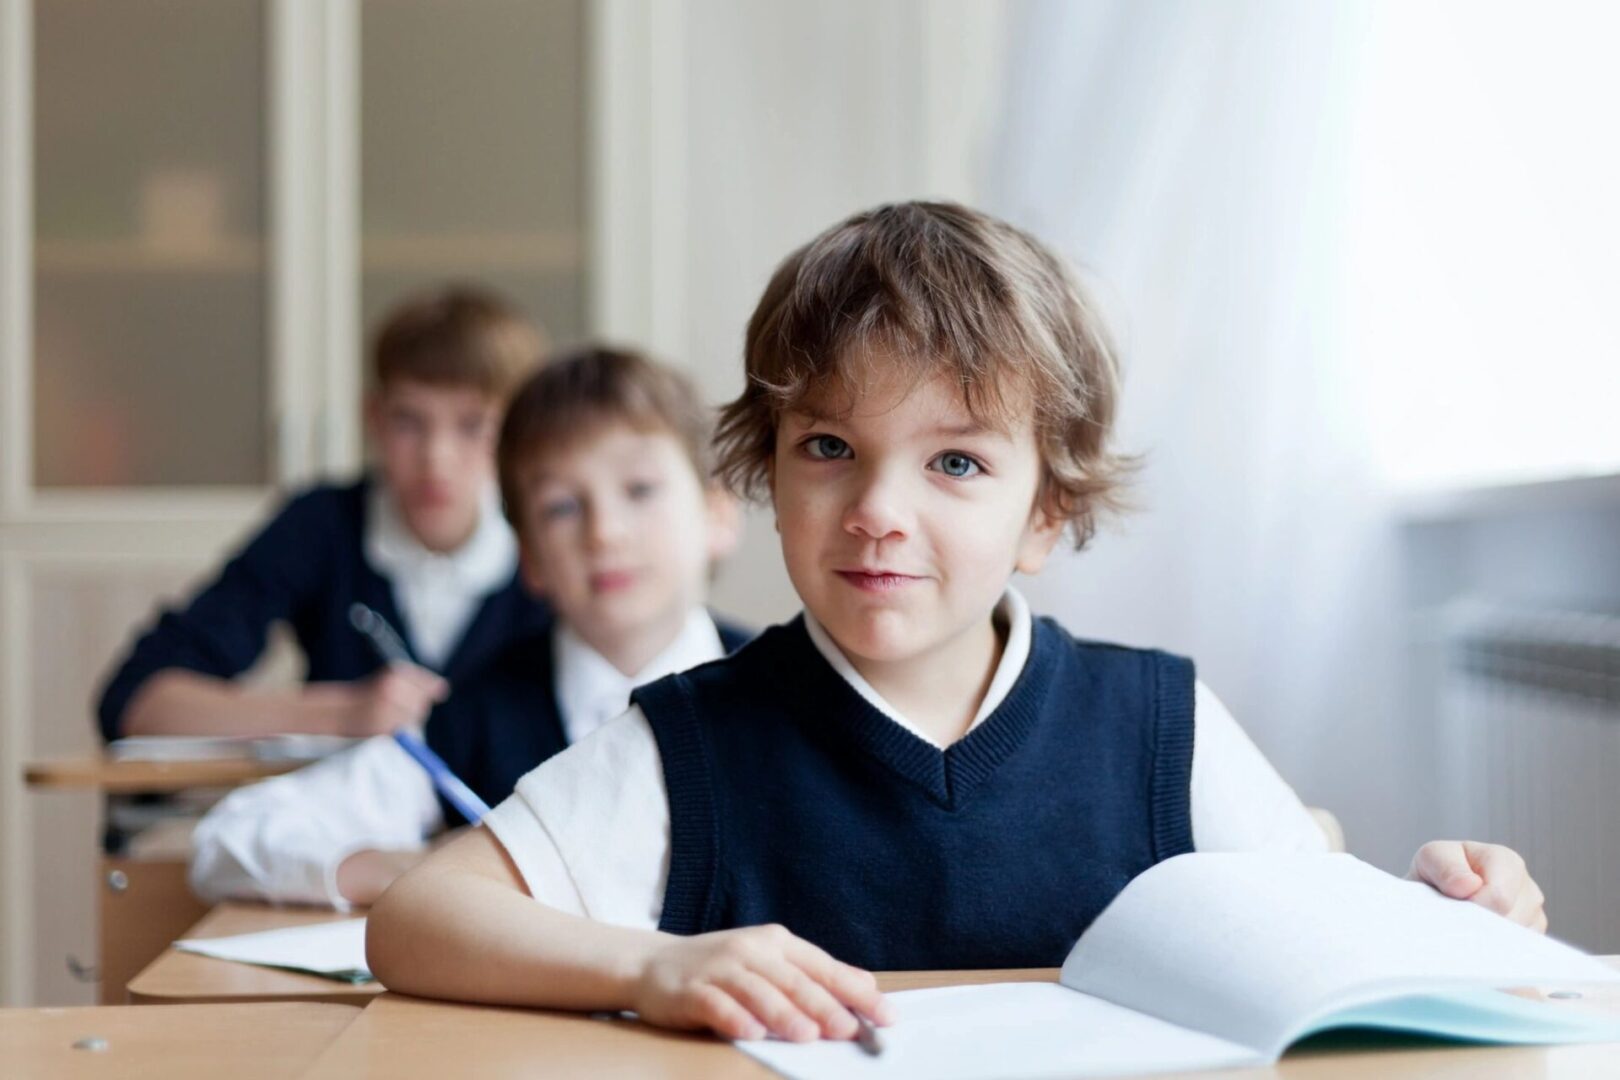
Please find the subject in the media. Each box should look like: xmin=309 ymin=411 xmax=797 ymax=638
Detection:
xmin=128 ymin=903 xmax=384 ymax=1006
xmin=0 ymin=1001 xmax=360 ymax=1079
xmin=299 ymin=965 xmax=1620 ymax=1080
xmin=24 ymin=756 xmax=302 ymax=794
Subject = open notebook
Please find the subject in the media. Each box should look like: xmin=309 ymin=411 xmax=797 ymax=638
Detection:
xmin=741 ymin=854 xmax=1620 ymax=1079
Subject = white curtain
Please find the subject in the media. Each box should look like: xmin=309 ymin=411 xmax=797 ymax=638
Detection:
xmin=986 ymin=0 xmax=1620 ymax=870
xmin=985 ymin=0 xmax=1415 ymax=868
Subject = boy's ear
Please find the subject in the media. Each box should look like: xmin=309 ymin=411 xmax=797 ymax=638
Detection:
xmin=1014 ymin=491 xmax=1068 ymax=576
xmin=704 ymin=485 xmax=743 ymax=562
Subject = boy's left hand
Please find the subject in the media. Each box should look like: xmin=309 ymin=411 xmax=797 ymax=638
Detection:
xmin=1408 ymin=840 xmax=1548 ymax=933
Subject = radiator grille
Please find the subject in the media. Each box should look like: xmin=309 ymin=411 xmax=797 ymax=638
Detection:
xmin=1441 ymin=601 xmax=1620 ymax=951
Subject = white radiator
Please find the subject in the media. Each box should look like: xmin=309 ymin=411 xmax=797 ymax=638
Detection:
xmin=1440 ymin=600 xmax=1620 ymax=951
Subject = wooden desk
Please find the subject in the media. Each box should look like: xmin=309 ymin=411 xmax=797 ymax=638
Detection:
xmin=25 ymin=756 xmax=302 ymax=794
xmin=128 ymin=903 xmax=385 ymax=1006
xmin=25 ymin=755 xmax=306 ymax=1004
xmin=0 ymin=1002 xmax=360 ymax=1079
xmin=301 ymin=966 xmax=1620 ymax=1080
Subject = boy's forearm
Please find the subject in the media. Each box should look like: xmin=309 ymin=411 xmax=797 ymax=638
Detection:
xmin=367 ymin=849 xmax=659 ymax=1011
xmin=121 ymin=671 xmax=357 ymax=737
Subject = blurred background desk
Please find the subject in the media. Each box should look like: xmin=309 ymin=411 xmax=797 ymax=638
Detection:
xmin=128 ymin=903 xmax=382 ymax=1007
xmin=23 ymin=755 xmax=300 ymax=1004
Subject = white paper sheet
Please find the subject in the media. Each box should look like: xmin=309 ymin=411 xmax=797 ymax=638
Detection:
xmin=736 ymin=983 xmax=1260 ymax=1080
xmin=175 ymin=918 xmax=372 ymax=982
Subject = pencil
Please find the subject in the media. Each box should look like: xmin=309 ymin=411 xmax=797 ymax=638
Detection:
xmin=851 ymin=1010 xmax=884 ymax=1057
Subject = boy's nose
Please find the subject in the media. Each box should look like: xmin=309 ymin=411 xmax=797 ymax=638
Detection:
xmin=585 ymin=503 xmax=629 ymax=549
xmin=842 ymin=470 xmax=911 ymax=541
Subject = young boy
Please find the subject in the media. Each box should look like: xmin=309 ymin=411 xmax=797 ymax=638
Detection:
xmin=189 ymin=347 xmax=750 ymax=908
xmin=97 ymin=286 xmax=549 ymax=742
xmin=367 ymin=203 xmax=1547 ymax=1044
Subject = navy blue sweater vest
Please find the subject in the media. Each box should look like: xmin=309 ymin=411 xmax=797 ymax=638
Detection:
xmin=633 ymin=616 xmax=1195 ymax=970
xmin=427 ymin=617 xmax=755 ymax=825
xmin=96 ymin=478 xmax=551 ymax=741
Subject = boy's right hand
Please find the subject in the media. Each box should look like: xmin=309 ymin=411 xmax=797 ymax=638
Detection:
xmin=344 ymin=663 xmax=448 ymax=736
xmin=633 ymin=923 xmax=894 ymax=1043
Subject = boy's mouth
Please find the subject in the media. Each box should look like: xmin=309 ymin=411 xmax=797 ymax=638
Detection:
xmin=834 ymin=569 xmax=922 ymax=593
xmin=589 ymin=569 xmax=639 ymax=594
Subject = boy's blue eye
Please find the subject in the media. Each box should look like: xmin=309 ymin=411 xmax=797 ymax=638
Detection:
xmin=541 ymin=497 xmax=580 ymax=521
xmin=932 ymin=451 xmax=982 ymax=478
xmin=805 ymin=435 xmax=852 ymax=460
xmin=626 ymin=480 xmax=658 ymax=501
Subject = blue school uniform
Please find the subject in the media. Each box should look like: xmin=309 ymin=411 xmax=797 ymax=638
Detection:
xmin=632 ymin=615 xmax=1195 ymax=971
xmin=426 ymin=617 xmax=756 ymax=824
xmin=96 ymin=477 xmax=549 ymax=742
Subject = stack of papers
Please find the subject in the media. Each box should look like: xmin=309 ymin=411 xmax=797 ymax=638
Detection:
xmin=108 ymin=734 xmax=359 ymax=763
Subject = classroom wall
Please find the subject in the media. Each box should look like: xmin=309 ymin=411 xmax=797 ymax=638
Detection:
xmin=637 ymin=0 xmax=1010 ymax=627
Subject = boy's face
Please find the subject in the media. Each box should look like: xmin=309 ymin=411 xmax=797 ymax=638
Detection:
xmin=368 ymin=379 xmax=502 ymax=553
xmin=772 ymin=370 xmax=1064 ymax=670
xmin=513 ymin=422 xmax=737 ymax=659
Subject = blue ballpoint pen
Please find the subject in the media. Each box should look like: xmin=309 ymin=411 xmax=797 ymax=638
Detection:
xmin=347 ymin=603 xmax=492 ymax=823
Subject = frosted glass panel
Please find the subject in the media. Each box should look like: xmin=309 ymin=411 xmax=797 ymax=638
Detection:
xmin=33 ymin=0 xmax=269 ymax=488
xmin=360 ymin=0 xmax=586 ymax=347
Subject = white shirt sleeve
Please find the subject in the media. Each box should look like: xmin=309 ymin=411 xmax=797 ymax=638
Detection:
xmin=1190 ymin=681 xmax=1329 ymax=853
xmin=483 ymin=704 xmax=668 ymax=930
xmin=480 ymin=683 xmax=1330 ymax=932
xmin=189 ymin=734 xmax=444 ymax=910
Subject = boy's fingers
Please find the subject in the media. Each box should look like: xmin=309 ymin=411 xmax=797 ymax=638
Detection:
xmin=722 ymin=970 xmax=820 ymax=1042
xmin=1467 ymin=881 xmax=1516 ymax=917
xmin=691 ymin=984 xmax=766 ymax=1041
xmin=788 ymin=941 xmax=894 ymax=1025
xmin=759 ymin=959 xmax=858 ymax=1039
xmin=1411 ymin=841 xmax=1484 ymax=899
xmin=1462 ymin=842 xmax=1535 ymax=918
xmin=392 ymin=666 xmax=450 ymax=700
xmin=1507 ymin=883 xmax=1548 ymax=932
xmin=1463 ymin=841 xmax=1527 ymax=887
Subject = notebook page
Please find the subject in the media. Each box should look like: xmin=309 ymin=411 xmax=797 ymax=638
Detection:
xmin=176 ymin=918 xmax=372 ymax=983
xmin=735 ymin=982 xmax=1261 ymax=1080
xmin=1060 ymin=853 xmax=1619 ymax=1056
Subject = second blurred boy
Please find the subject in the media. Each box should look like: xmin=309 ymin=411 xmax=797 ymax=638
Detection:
xmin=190 ymin=347 xmax=750 ymax=908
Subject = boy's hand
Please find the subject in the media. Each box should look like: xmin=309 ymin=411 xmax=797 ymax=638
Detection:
xmin=1409 ymin=840 xmax=1548 ymax=933
xmin=345 ymin=663 xmax=448 ymax=736
xmin=633 ymin=923 xmax=894 ymax=1042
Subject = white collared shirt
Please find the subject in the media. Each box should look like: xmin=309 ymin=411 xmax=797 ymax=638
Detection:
xmin=553 ymin=611 xmax=726 ymax=746
xmin=363 ymin=481 xmax=518 ymax=670
xmin=188 ymin=609 xmax=729 ymax=910
xmin=483 ymin=587 xmax=1329 ymax=928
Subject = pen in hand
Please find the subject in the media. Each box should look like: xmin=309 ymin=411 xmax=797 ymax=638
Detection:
xmin=348 ymin=603 xmax=492 ymax=824
xmin=851 ymin=1009 xmax=884 ymax=1057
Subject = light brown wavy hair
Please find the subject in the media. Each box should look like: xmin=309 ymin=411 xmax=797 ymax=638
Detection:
xmin=713 ymin=201 xmax=1134 ymax=549
xmin=497 ymin=345 xmax=711 ymax=530
xmin=373 ymin=284 xmax=546 ymax=401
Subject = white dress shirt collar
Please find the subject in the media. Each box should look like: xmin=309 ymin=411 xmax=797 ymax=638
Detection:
xmin=553 ymin=607 xmax=726 ymax=746
xmin=363 ymin=479 xmax=518 ymax=670
xmin=801 ymin=586 xmax=1033 ymax=749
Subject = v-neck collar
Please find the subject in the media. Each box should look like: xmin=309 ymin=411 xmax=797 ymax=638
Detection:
xmin=781 ymin=614 xmax=1058 ymax=810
